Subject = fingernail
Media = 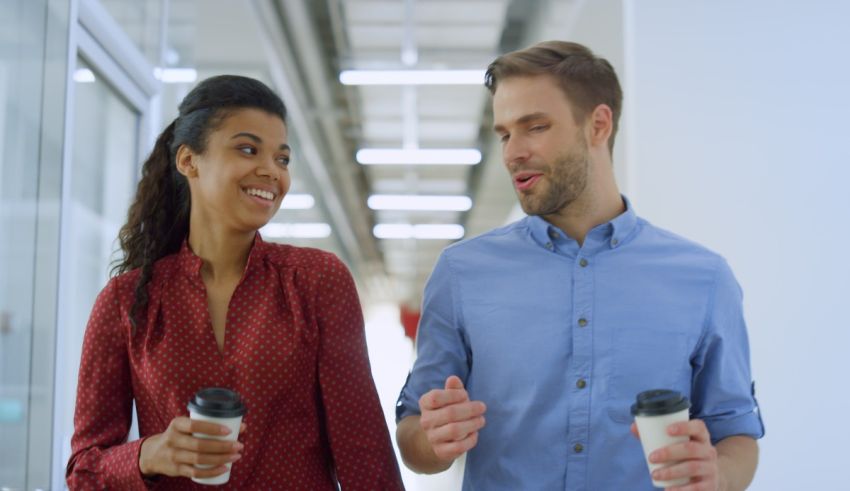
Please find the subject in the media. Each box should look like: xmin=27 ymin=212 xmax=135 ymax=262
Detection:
xmin=230 ymin=453 xmax=242 ymax=462
xmin=649 ymin=451 xmax=659 ymax=463
xmin=220 ymin=426 xmax=231 ymax=435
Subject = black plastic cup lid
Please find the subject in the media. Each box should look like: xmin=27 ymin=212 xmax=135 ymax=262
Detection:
xmin=188 ymin=388 xmax=246 ymax=418
xmin=630 ymin=389 xmax=690 ymax=417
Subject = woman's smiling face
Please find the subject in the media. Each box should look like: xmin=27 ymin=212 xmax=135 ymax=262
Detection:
xmin=177 ymin=107 xmax=291 ymax=233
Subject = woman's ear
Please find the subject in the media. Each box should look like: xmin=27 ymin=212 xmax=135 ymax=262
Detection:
xmin=174 ymin=144 xmax=198 ymax=178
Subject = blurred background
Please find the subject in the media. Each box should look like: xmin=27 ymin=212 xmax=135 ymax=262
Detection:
xmin=1 ymin=0 xmax=848 ymax=489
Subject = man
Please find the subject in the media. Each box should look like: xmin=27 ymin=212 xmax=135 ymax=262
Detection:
xmin=395 ymin=41 xmax=764 ymax=490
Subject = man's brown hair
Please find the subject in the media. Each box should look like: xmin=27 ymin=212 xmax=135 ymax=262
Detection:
xmin=485 ymin=41 xmax=623 ymax=154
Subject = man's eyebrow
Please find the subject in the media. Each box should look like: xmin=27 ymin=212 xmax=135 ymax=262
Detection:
xmin=493 ymin=112 xmax=550 ymax=132
xmin=231 ymin=132 xmax=291 ymax=151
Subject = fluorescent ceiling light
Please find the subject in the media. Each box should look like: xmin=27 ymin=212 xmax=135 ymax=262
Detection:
xmin=374 ymin=224 xmax=465 ymax=240
xmin=356 ymin=148 xmax=481 ymax=165
xmin=367 ymin=195 xmax=472 ymax=212
xmin=153 ymin=67 xmax=198 ymax=84
xmin=280 ymin=193 xmax=315 ymax=209
xmin=74 ymin=68 xmax=95 ymax=83
xmin=340 ymin=69 xmax=485 ymax=86
xmin=261 ymin=222 xmax=331 ymax=239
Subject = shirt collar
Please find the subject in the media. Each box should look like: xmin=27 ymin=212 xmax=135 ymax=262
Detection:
xmin=526 ymin=195 xmax=638 ymax=253
xmin=178 ymin=232 xmax=270 ymax=279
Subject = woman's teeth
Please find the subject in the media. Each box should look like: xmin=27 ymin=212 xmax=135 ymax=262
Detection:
xmin=246 ymin=188 xmax=274 ymax=200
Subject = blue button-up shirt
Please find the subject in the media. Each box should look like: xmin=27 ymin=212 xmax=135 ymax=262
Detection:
xmin=397 ymin=198 xmax=764 ymax=491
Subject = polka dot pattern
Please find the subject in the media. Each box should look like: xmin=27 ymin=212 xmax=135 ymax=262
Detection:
xmin=67 ymin=235 xmax=405 ymax=490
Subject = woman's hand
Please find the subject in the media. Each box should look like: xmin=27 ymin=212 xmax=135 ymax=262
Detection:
xmin=138 ymin=416 xmax=244 ymax=479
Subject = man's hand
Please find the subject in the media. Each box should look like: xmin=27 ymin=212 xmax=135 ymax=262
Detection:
xmin=631 ymin=419 xmax=720 ymax=491
xmin=418 ymin=375 xmax=487 ymax=462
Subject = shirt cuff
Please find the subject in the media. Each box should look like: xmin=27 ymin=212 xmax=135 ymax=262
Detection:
xmin=101 ymin=438 xmax=153 ymax=490
xmin=704 ymin=409 xmax=765 ymax=444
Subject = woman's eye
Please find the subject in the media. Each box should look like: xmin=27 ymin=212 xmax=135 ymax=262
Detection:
xmin=238 ymin=146 xmax=257 ymax=155
xmin=277 ymin=156 xmax=291 ymax=166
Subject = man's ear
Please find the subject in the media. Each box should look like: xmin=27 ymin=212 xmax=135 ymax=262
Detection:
xmin=587 ymin=104 xmax=613 ymax=150
xmin=174 ymin=144 xmax=198 ymax=178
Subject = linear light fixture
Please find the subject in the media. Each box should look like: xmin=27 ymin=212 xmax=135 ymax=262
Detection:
xmin=339 ymin=69 xmax=485 ymax=86
xmin=280 ymin=193 xmax=315 ymax=210
xmin=356 ymin=148 xmax=481 ymax=165
xmin=367 ymin=195 xmax=472 ymax=212
xmin=153 ymin=67 xmax=198 ymax=84
xmin=374 ymin=224 xmax=465 ymax=240
xmin=73 ymin=68 xmax=96 ymax=83
xmin=261 ymin=222 xmax=331 ymax=239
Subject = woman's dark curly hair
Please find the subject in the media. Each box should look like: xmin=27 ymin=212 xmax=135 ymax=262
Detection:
xmin=113 ymin=75 xmax=287 ymax=329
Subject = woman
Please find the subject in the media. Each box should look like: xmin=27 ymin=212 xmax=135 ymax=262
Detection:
xmin=66 ymin=75 xmax=404 ymax=489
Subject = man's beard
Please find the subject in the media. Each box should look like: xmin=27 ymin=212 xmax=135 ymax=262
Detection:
xmin=517 ymin=141 xmax=589 ymax=217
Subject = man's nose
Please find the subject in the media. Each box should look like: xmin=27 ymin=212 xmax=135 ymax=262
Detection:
xmin=503 ymin=136 xmax=531 ymax=167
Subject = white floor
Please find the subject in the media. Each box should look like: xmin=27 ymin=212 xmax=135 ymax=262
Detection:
xmin=364 ymin=303 xmax=464 ymax=491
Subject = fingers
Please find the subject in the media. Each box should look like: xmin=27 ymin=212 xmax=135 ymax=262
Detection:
xmin=171 ymin=448 xmax=242 ymax=467
xmin=420 ymin=400 xmax=486 ymax=431
xmin=426 ymin=415 xmax=486 ymax=445
xmin=667 ymin=419 xmax=710 ymax=444
xmin=176 ymin=463 xmax=230 ymax=479
xmin=650 ymin=439 xmax=716 ymax=465
xmin=173 ymin=416 xmax=232 ymax=437
xmin=630 ymin=422 xmax=640 ymax=439
xmin=419 ymin=387 xmax=469 ymax=411
xmin=169 ymin=431 xmax=242 ymax=453
xmin=651 ymin=457 xmax=714 ymax=486
xmin=432 ymin=429 xmax=480 ymax=461
xmin=445 ymin=375 xmax=464 ymax=390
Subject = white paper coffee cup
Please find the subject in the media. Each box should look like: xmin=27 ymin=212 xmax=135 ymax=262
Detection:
xmin=631 ymin=389 xmax=691 ymax=488
xmin=187 ymin=388 xmax=246 ymax=485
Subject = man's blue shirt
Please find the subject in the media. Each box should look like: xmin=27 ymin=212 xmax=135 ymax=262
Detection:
xmin=397 ymin=198 xmax=764 ymax=491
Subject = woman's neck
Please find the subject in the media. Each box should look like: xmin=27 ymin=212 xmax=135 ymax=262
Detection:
xmin=187 ymin=221 xmax=255 ymax=282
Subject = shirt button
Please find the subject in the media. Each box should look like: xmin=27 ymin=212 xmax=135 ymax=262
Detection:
xmin=574 ymin=443 xmax=584 ymax=453
xmin=579 ymin=258 xmax=588 ymax=267
xmin=545 ymin=242 xmax=554 ymax=250
xmin=576 ymin=379 xmax=587 ymax=389
xmin=578 ymin=318 xmax=588 ymax=327
xmin=611 ymin=238 xmax=619 ymax=247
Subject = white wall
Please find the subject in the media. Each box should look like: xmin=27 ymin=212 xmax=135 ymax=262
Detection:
xmin=622 ymin=1 xmax=850 ymax=488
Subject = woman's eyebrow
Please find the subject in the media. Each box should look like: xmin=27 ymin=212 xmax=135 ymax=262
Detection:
xmin=231 ymin=132 xmax=290 ymax=151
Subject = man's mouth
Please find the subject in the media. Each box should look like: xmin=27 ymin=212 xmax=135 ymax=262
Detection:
xmin=514 ymin=173 xmax=543 ymax=191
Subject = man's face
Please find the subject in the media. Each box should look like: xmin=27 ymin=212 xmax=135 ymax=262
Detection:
xmin=492 ymin=75 xmax=590 ymax=217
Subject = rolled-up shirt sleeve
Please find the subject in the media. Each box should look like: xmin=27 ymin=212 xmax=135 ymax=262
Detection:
xmin=690 ymin=258 xmax=765 ymax=443
xmin=66 ymin=277 xmax=150 ymax=490
xmin=396 ymin=250 xmax=470 ymax=422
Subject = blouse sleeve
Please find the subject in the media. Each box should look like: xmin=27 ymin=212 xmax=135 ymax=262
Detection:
xmin=66 ymin=277 xmax=151 ymax=490
xmin=314 ymin=254 xmax=404 ymax=490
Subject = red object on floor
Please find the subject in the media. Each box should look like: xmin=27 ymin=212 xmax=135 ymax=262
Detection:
xmin=400 ymin=304 xmax=420 ymax=342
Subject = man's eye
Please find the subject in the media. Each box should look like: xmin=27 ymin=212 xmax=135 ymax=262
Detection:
xmin=530 ymin=125 xmax=548 ymax=132
xmin=499 ymin=134 xmax=509 ymax=143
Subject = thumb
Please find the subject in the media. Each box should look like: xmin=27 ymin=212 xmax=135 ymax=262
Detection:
xmin=445 ymin=375 xmax=464 ymax=391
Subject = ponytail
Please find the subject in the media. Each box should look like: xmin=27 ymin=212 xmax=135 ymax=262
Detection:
xmin=113 ymin=120 xmax=190 ymax=329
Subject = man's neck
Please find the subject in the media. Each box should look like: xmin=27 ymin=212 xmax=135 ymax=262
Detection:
xmin=544 ymin=178 xmax=624 ymax=247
